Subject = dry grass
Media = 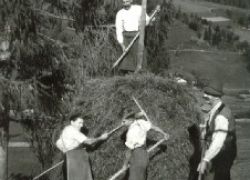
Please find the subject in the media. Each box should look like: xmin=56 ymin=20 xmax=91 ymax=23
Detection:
xmin=66 ymin=74 xmax=200 ymax=180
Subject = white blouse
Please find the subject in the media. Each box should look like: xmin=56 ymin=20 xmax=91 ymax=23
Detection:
xmin=115 ymin=5 xmax=150 ymax=44
xmin=56 ymin=125 xmax=87 ymax=153
xmin=125 ymin=119 xmax=152 ymax=150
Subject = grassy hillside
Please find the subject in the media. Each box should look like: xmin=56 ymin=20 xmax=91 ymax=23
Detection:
xmin=167 ymin=19 xmax=250 ymax=117
xmin=170 ymin=50 xmax=250 ymax=88
xmin=202 ymin=0 xmax=250 ymax=9
xmin=173 ymin=0 xmax=250 ymax=16
xmin=172 ymin=0 xmax=250 ymax=43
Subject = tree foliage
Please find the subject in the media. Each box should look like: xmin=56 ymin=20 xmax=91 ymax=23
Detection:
xmin=0 ymin=0 xmax=174 ymax=177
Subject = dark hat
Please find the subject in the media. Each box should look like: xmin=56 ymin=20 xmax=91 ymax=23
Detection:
xmin=203 ymin=80 xmax=224 ymax=97
xmin=69 ymin=111 xmax=82 ymax=121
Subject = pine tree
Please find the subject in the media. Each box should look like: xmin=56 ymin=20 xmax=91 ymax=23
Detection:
xmin=0 ymin=1 xmax=104 ymax=178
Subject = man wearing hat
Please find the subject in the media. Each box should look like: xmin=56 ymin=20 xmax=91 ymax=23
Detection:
xmin=197 ymin=80 xmax=237 ymax=180
xmin=121 ymin=111 xmax=169 ymax=180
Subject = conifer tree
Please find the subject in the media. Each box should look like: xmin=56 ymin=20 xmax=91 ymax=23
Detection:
xmin=0 ymin=0 xmax=103 ymax=178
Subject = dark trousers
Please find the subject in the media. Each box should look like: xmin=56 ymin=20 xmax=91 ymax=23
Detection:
xmin=188 ymin=140 xmax=237 ymax=180
xmin=207 ymin=142 xmax=237 ymax=180
xmin=128 ymin=147 xmax=149 ymax=180
xmin=188 ymin=125 xmax=237 ymax=180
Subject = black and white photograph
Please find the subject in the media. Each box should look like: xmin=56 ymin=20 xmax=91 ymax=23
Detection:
xmin=0 ymin=0 xmax=250 ymax=180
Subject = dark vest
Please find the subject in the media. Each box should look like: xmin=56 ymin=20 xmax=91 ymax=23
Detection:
xmin=205 ymin=104 xmax=236 ymax=152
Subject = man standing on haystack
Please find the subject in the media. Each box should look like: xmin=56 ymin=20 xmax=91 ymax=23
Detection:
xmin=115 ymin=0 xmax=149 ymax=73
xmin=197 ymin=80 xmax=237 ymax=180
xmin=121 ymin=111 xmax=169 ymax=180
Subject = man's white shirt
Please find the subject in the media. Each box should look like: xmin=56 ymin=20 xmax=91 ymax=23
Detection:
xmin=203 ymin=114 xmax=228 ymax=162
xmin=115 ymin=5 xmax=150 ymax=44
xmin=56 ymin=125 xmax=87 ymax=153
xmin=125 ymin=119 xmax=152 ymax=150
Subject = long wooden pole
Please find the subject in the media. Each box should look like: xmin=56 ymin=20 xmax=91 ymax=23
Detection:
xmin=32 ymin=161 xmax=64 ymax=180
xmin=132 ymin=96 xmax=151 ymax=121
xmin=112 ymin=33 xmax=140 ymax=69
xmin=135 ymin=0 xmax=147 ymax=73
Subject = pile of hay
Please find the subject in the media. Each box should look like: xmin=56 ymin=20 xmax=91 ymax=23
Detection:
xmin=71 ymin=73 xmax=200 ymax=180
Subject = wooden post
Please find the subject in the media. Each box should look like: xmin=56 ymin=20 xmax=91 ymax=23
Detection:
xmin=136 ymin=0 xmax=147 ymax=73
xmin=0 ymin=24 xmax=12 ymax=180
xmin=0 ymin=110 xmax=9 ymax=180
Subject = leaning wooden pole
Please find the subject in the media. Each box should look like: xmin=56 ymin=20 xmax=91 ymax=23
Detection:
xmin=136 ymin=0 xmax=147 ymax=73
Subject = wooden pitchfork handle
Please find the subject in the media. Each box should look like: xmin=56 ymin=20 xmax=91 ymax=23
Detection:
xmin=32 ymin=160 xmax=64 ymax=180
xmin=132 ymin=96 xmax=151 ymax=122
xmin=107 ymin=124 xmax=124 ymax=136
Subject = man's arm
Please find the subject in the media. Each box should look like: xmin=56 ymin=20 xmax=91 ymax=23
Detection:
xmin=203 ymin=115 xmax=228 ymax=162
xmin=115 ymin=11 xmax=125 ymax=51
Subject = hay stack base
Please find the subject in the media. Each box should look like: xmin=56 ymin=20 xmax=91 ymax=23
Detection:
xmin=72 ymin=73 xmax=199 ymax=180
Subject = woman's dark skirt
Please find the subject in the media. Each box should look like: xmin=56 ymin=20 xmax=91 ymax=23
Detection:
xmin=119 ymin=31 xmax=147 ymax=72
xmin=66 ymin=149 xmax=93 ymax=180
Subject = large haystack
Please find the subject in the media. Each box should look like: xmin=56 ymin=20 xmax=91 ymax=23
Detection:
xmin=73 ymin=73 xmax=200 ymax=180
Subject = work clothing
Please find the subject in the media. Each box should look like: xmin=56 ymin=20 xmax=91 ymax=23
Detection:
xmin=125 ymin=119 xmax=151 ymax=180
xmin=55 ymin=125 xmax=93 ymax=180
xmin=121 ymin=31 xmax=139 ymax=71
xmin=203 ymin=104 xmax=236 ymax=180
xmin=115 ymin=4 xmax=149 ymax=71
xmin=115 ymin=5 xmax=149 ymax=44
xmin=56 ymin=125 xmax=87 ymax=153
xmin=129 ymin=147 xmax=149 ymax=180
xmin=204 ymin=105 xmax=236 ymax=161
xmin=125 ymin=119 xmax=152 ymax=149
xmin=66 ymin=149 xmax=93 ymax=180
